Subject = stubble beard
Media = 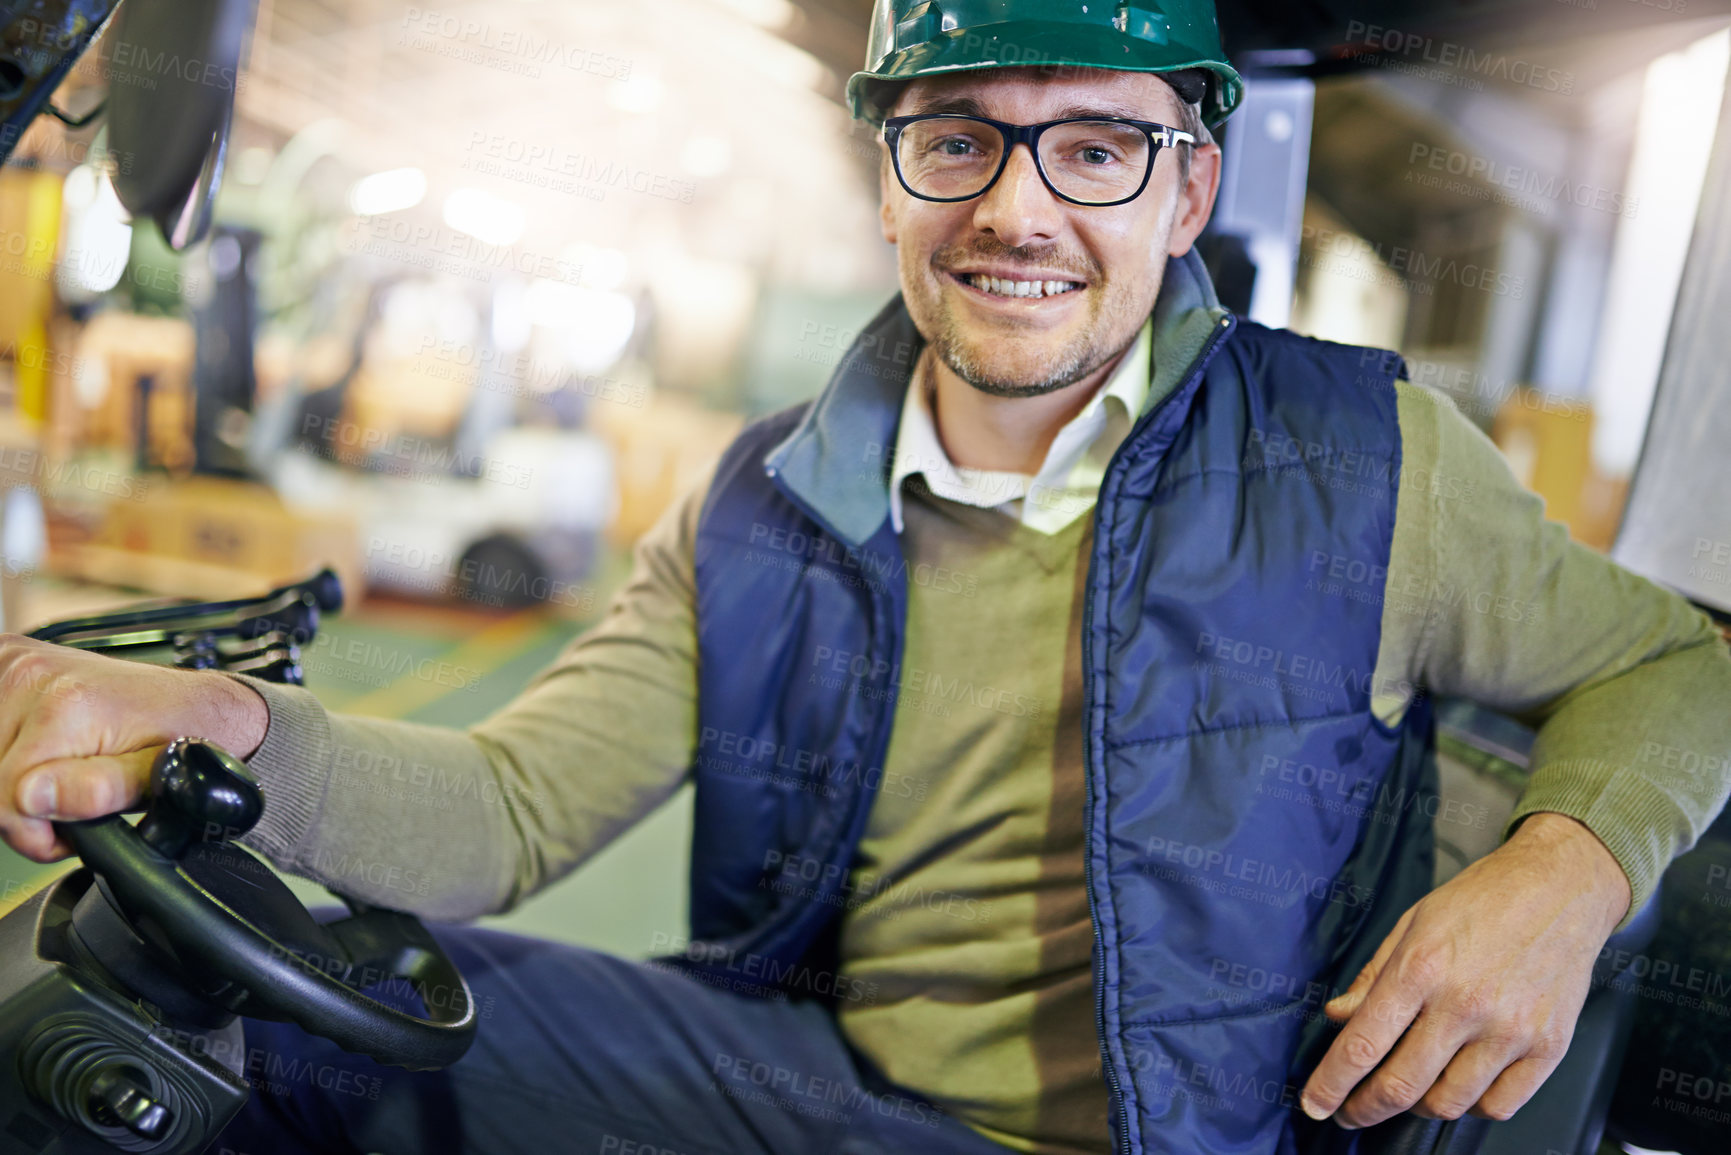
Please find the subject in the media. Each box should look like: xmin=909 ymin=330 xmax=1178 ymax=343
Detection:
xmin=930 ymin=299 xmax=1097 ymax=398
xmin=927 ymin=281 xmax=1155 ymax=398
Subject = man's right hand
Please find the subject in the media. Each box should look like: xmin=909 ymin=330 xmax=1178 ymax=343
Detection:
xmin=0 ymin=634 xmax=269 ymax=864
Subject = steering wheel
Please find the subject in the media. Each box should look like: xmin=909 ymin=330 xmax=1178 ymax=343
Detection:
xmin=55 ymin=737 xmax=477 ymax=1074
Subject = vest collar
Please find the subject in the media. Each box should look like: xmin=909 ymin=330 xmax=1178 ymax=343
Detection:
xmin=762 ymin=247 xmax=1227 ymax=548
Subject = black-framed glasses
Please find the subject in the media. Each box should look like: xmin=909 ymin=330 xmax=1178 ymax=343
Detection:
xmin=883 ymin=113 xmax=1196 ymax=207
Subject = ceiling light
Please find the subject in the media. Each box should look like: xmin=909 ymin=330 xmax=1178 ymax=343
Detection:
xmin=680 ymin=135 xmax=732 ymax=178
xmin=607 ymin=72 xmax=663 ymax=114
xmin=58 ymin=165 xmax=132 ymax=297
xmin=349 ymin=167 xmax=426 ymax=215
xmin=565 ymin=243 xmax=630 ymax=291
xmin=442 ymin=187 xmax=525 ymax=246
xmin=525 ymin=280 xmax=637 ymax=372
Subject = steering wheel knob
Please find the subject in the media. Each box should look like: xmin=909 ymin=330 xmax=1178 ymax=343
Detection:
xmin=135 ymin=737 xmax=264 ymax=858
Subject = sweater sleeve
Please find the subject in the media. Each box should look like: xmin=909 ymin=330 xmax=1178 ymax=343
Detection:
xmin=228 ymin=473 xmax=709 ymax=922
xmin=1381 ymin=380 xmax=1731 ymax=929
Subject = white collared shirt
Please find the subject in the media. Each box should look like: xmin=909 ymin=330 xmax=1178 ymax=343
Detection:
xmin=888 ymin=319 xmax=1153 ymax=535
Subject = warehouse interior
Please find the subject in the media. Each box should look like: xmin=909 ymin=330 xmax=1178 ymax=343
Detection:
xmin=0 ymin=9 xmax=1730 ymax=1151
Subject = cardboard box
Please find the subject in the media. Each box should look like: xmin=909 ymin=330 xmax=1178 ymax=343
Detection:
xmin=590 ymin=394 xmax=743 ymax=545
xmin=53 ymin=477 xmax=364 ymax=602
xmin=1492 ymin=388 xmax=1623 ymax=550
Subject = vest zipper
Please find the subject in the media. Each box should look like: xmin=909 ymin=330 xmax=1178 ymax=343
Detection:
xmin=1084 ymin=313 xmax=1236 ymax=1155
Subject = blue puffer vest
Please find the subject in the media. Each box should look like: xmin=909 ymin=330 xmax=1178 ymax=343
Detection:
xmin=669 ymin=251 xmax=1439 ymax=1155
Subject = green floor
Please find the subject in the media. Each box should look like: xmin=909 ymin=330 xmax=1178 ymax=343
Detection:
xmin=0 ymin=576 xmax=694 ymax=959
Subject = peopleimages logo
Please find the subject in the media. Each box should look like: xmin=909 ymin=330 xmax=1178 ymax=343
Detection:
xmin=399 ymin=9 xmax=633 ymax=78
xmin=0 ymin=124 xmax=134 ymax=173
xmin=1343 ymin=21 xmax=1575 ymax=94
xmin=1300 ymin=222 xmax=1526 ymax=299
xmin=462 ymin=132 xmax=695 ymax=204
xmin=1407 ymin=143 xmax=1638 ymax=218
xmin=345 ymin=215 xmax=584 ymax=284
xmin=649 ymin=932 xmax=878 ymax=1004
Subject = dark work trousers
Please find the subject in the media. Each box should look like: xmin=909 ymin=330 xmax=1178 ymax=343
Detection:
xmin=212 ymin=908 xmax=1021 ymax=1155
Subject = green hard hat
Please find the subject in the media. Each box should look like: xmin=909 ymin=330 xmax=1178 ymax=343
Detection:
xmin=847 ymin=0 xmax=1245 ymax=130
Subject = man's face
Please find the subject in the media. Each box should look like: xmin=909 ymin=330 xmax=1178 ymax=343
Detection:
xmin=879 ymin=67 xmax=1221 ymax=398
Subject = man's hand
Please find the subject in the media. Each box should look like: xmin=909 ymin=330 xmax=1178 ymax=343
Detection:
xmin=0 ymin=634 xmax=269 ymax=864
xmin=1299 ymin=811 xmax=1632 ymax=1127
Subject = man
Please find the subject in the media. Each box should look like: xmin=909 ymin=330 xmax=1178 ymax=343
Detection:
xmin=2 ymin=3 xmax=1728 ymax=1153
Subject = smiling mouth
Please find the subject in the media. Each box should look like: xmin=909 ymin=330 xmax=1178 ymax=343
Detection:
xmin=949 ymin=270 xmax=1086 ymax=300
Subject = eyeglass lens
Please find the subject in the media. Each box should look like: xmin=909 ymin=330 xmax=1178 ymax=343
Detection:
xmin=896 ymin=118 xmax=1153 ymax=203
